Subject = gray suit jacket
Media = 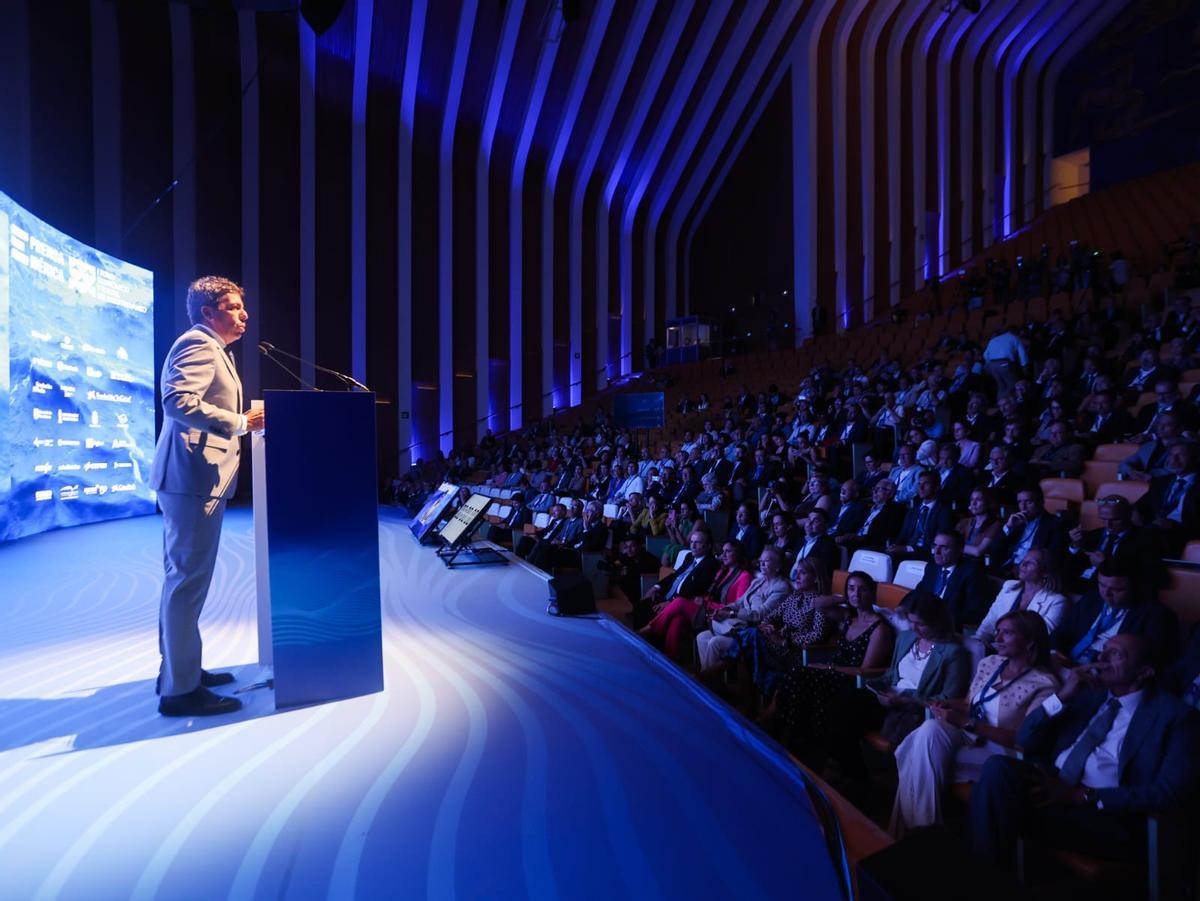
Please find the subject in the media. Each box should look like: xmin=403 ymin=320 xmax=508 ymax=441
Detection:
xmin=150 ymin=325 xmax=244 ymax=499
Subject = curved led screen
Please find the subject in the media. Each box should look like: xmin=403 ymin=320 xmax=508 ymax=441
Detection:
xmin=0 ymin=189 xmax=156 ymax=543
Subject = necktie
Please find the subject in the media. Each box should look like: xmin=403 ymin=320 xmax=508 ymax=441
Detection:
xmin=667 ymin=558 xmax=698 ymax=599
xmin=935 ymin=567 xmax=950 ymax=596
xmin=1164 ymin=478 xmax=1188 ymax=516
xmin=914 ymin=505 xmax=930 ymax=546
xmin=1058 ymin=698 xmax=1121 ymax=786
xmin=1070 ymin=605 xmax=1119 ymax=663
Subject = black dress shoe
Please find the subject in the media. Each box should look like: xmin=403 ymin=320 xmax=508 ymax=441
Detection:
xmin=201 ymin=669 xmax=235 ymax=687
xmin=158 ymin=686 xmax=243 ymax=717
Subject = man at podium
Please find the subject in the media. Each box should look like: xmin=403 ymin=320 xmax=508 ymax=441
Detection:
xmin=149 ymin=276 xmax=265 ymax=717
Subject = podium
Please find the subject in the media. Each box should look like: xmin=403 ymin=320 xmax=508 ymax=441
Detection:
xmin=251 ymin=390 xmax=384 ymax=709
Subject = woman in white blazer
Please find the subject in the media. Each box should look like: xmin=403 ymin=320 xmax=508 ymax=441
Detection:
xmin=972 ymin=548 xmax=1069 ymax=647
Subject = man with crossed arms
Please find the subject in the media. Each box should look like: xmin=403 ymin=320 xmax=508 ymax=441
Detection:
xmin=150 ymin=276 xmax=265 ymax=717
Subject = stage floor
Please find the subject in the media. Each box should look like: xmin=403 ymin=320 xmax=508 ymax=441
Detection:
xmin=0 ymin=509 xmax=846 ymax=900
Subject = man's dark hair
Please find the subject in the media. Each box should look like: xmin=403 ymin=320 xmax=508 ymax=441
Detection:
xmin=186 ymin=275 xmax=243 ymax=325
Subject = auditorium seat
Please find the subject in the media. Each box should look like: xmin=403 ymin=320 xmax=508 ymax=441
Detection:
xmin=848 ymin=549 xmax=894 ymax=584
xmin=1092 ymin=443 xmax=1139 ymax=463
xmin=1081 ymin=461 xmax=1120 ymax=497
xmin=876 ymin=583 xmax=907 ymax=610
xmin=893 ymin=560 xmax=927 ymax=590
xmin=1040 ymin=478 xmax=1084 ymax=513
xmin=1182 ymin=541 xmax=1200 ymax=564
xmin=1160 ymin=567 xmax=1200 ymax=626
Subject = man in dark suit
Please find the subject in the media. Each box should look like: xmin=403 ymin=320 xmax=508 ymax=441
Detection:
xmin=789 ymin=509 xmax=840 ymax=583
xmin=1134 ymin=439 xmax=1200 ymax=556
xmin=838 ymin=478 xmax=906 ymax=552
xmin=727 ymin=501 xmax=766 ymax=560
xmin=1026 ymin=420 xmax=1086 ymax=480
xmin=1051 ymin=561 xmax=1179 ymax=666
xmin=907 ymin=530 xmax=991 ymax=629
xmin=534 ymin=499 xmax=609 ymax=572
xmin=827 ymin=480 xmax=868 ymax=540
xmin=980 ymin=445 xmax=1019 ymax=509
xmin=636 ymin=528 xmax=719 ymax=629
xmin=970 ymin=634 xmax=1200 ymax=879
xmin=528 ymin=476 xmax=558 ymax=514
xmin=1078 ymin=390 xmax=1135 ymax=449
xmin=854 ymin=452 xmax=888 ymax=496
xmin=514 ymin=502 xmax=568 ymax=559
xmin=601 ymin=534 xmax=661 ymax=605
xmin=668 ymin=465 xmax=702 ymax=506
xmin=988 ymin=484 xmax=1068 ymax=576
xmin=1066 ymin=496 xmax=1164 ymax=591
xmin=483 ymin=491 xmax=532 ymax=545
xmin=934 ymin=443 xmax=974 ymax=513
xmin=886 ymin=470 xmax=954 ymax=561
xmin=1132 ymin=379 xmax=1197 ymax=436
xmin=1119 ymin=410 xmax=1182 ymax=481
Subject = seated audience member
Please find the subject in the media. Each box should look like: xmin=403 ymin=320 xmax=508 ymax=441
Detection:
xmin=889 ymin=444 xmax=922 ymax=503
xmin=692 ymin=545 xmax=792 ymax=670
xmin=1134 ymin=438 xmax=1200 ymax=556
xmin=630 ymin=493 xmax=668 ymax=538
xmin=826 ymin=480 xmax=868 ymax=539
xmin=906 ymin=530 xmax=992 ymax=631
xmin=981 ymin=446 xmax=1019 ymax=508
xmin=1051 ymin=561 xmax=1179 ymax=667
xmin=726 ymin=501 xmax=766 ymax=560
xmin=603 ymin=534 xmax=660 ymax=605
xmin=770 ymin=572 xmax=895 ymax=751
xmin=855 ymin=452 xmax=889 ymax=495
xmin=528 ymin=476 xmax=558 ymax=513
xmin=789 ymin=509 xmax=840 ymax=584
xmin=952 ymin=420 xmax=982 ymax=469
xmin=886 ymin=470 xmax=954 ymax=560
xmin=838 ymin=478 xmax=906 ymax=553
xmin=640 ymin=539 xmax=753 ymax=662
xmin=1066 ymin=495 xmax=1164 ymax=591
xmin=829 ymin=592 xmax=972 ymax=777
xmin=767 ymin=510 xmax=803 ymax=557
xmin=1119 ymin=410 xmax=1182 ymax=481
xmin=1132 ymin=378 xmax=1197 ymax=437
xmin=795 ymin=474 xmax=837 ymax=518
xmin=693 ymin=470 xmax=726 ymax=514
xmin=891 ymin=610 xmax=1059 ymax=837
xmin=934 ymin=443 xmax=974 ymax=512
xmin=530 ymin=499 xmax=606 ymax=571
xmin=699 ymin=558 xmax=833 ymax=690
xmin=660 ymin=499 xmax=701 ymax=565
xmin=969 ymin=635 xmax=1200 ymax=879
xmin=957 ymin=487 xmax=1003 ymax=560
xmin=1026 ymin=420 xmax=1086 ymax=480
xmin=1077 ymin=389 xmax=1134 ymax=449
xmin=514 ymin=502 xmax=568 ymax=558
xmin=483 ymin=491 xmax=532 ymax=544
xmin=973 ymin=548 xmax=1069 ymax=648
xmin=1031 ymin=398 xmax=1070 ymax=445
xmin=988 ymin=484 xmax=1067 ymax=576
xmin=636 ymin=528 xmax=719 ymax=629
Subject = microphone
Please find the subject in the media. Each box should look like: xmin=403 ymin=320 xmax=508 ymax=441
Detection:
xmin=258 ymin=341 xmax=370 ymax=392
xmin=258 ymin=341 xmax=320 ymax=391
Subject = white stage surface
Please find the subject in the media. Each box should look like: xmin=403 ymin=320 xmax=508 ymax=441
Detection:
xmin=0 ymin=508 xmax=847 ymax=900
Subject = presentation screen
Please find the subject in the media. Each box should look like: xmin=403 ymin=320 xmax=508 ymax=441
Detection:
xmin=612 ymin=392 xmax=665 ymax=429
xmin=437 ymin=493 xmax=490 ymax=548
xmin=409 ymin=481 xmax=458 ymax=542
xmin=0 ymin=190 xmax=156 ymax=543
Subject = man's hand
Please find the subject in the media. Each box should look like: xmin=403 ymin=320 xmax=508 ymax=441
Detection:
xmin=1068 ymin=525 xmax=1084 ymax=546
xmin=245 ymin=407 xmax=266 ymax=432
xmin=1006 ymin=511 xmax=1027 ymax=531
xmin=1059 ymin=660 xmax=1103 ymax=702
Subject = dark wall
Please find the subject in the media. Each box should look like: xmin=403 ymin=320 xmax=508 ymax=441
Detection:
xmin=1055 ymin=0 xmax=1200 ymax=190
xmin=687 ymin=75 xmax=793 ymax=350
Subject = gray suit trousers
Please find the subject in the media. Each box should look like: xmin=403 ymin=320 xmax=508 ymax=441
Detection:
xmin=158 ymin=490 xmax=227 ymax=696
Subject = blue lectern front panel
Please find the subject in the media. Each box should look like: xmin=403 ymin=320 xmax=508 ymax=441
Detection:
xmin=263 ymin=390 xmax=384 ymax=708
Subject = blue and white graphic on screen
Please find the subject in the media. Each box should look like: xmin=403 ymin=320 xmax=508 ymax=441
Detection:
xmin=0 ymin=190 xmax=155 ymax=542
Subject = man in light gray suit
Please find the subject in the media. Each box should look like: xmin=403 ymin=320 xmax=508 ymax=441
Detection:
xmin=150 ymin=276 xmax=264 ymax=717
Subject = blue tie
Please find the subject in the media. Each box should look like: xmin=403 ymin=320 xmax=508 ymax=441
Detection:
xmin=1070 ymin=605 xmax=1119 ymax=663
xmin=935 ymin=567 xmax=949 ymax=596
xmin=1058 ymin=699 xmax=1121 ymax=786
xmin=914 ymin=505 xmax=930 ymax=546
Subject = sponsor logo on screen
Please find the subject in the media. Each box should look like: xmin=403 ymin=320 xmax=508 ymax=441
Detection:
xmin=83 ymin=485 xmax=109 ymax=496
xmin=116 ymin=346 xmax=129 ymax=361
xmin=33 ymin=437 xmax=53 ymax=448
xmin=86 ymin=437 xmax=105 ymax=449
xmin=83 ymin=461 xmax=108 ymax=471
xmin=61 ymin=385 xmax=76 ymax=399
xmin=113 ymin=462 xmax=133 ymax=470
xmin=109 ymin=370 xmax=135 ymax=383
xmin=31 ymin=355 xmax=54 ymax=368
xmin=110 ymin=483 xmax=135 ymax=493
xmin=81 ymin=342 xmax=107 ymax=356
xmin=59 ymin=485 xmax=81 ymax=501
xmin=89 ymin=411 xmax=101 ymax=428
xmin=34 ymin=462 xmax=52 ymax=474
xmin=33 ymin=408 xmax=52 ymax=421
xmin=32 ymin=381 xmax=52 ymax=394
xmin=111 ymin=439 xmax=133 ymax=450
xmin=57 ymin=438 xmax=81 ymax=447
xmin=35 ymin=489 xmax=53 ymax=502
xmin=57 ymin=463 xmax=81 ymax=472
xmin=31 ymin=329 xmax=52 ymax=342
xmin=86 ymin=365 xmax=103 ymax=379
xmin=86 ymin=389 xmax=132 ymax=404
xmin=57 ymin=410 xmax=80 ymax=424
xmin=56 ymin=360 xmax=79 ymax=373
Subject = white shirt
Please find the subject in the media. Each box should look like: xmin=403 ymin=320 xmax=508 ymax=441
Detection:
xmin=896 ymin=645 xmax=933 ymax=692
xmin=1047 ymin=690 xmax=1145 ymax=789
xmin=1165 ymin=474 xmax=1196 ymax=523
xmin=1085 ymin=605 xmax=1128 ymax=658
xmin=790 ymin=538 xmax=818 ymax=579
